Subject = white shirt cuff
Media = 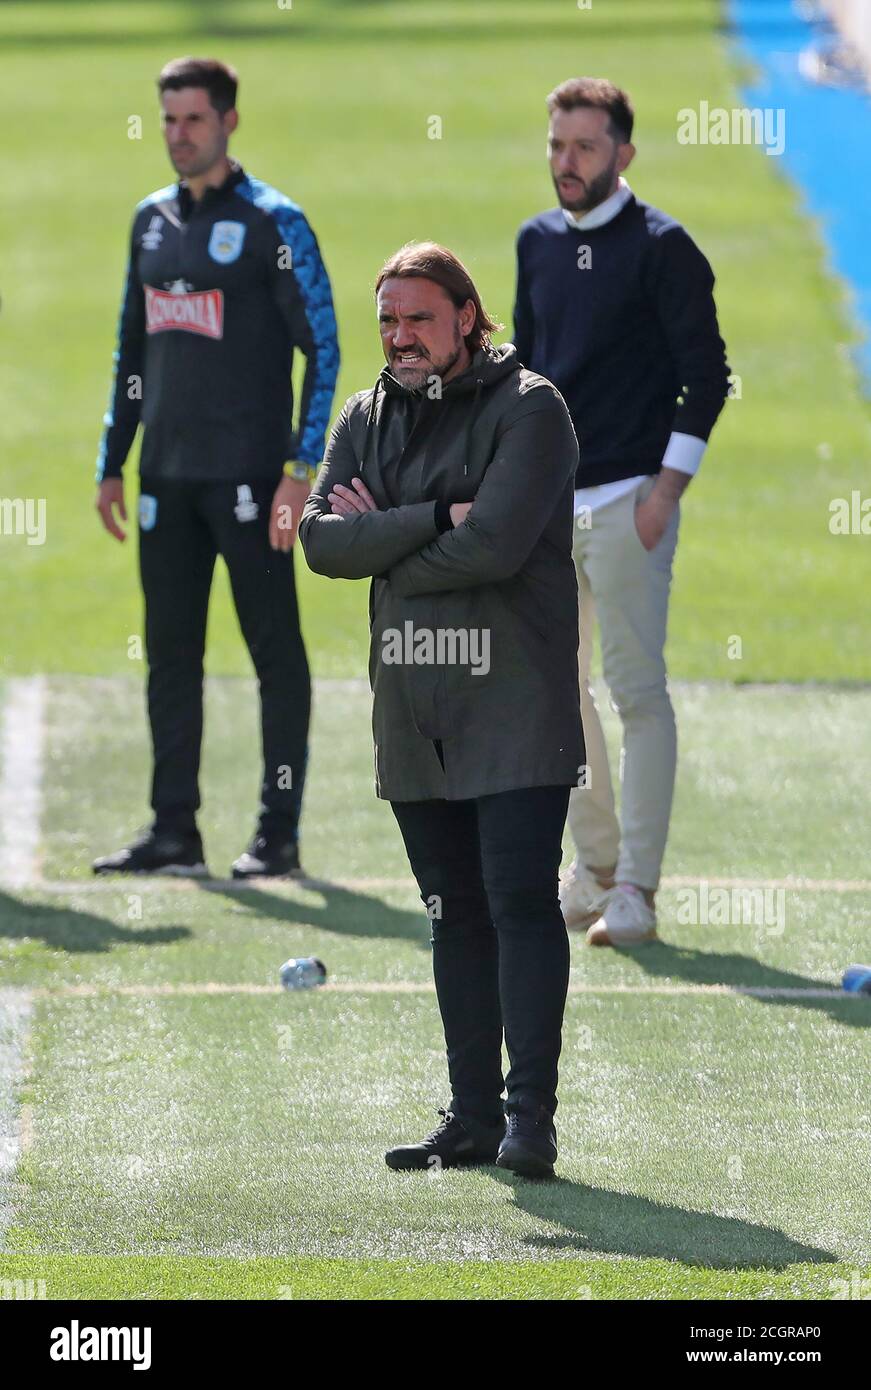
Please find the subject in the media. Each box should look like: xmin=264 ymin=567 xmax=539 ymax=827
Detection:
xmin=661 ymin=432 xmax=706 ymax=477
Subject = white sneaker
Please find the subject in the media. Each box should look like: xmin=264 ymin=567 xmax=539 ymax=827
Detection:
xmin=559 ymin=860 xmax=612 ymax=931
xmin=586 ymin=884 xmax=658 ymax=947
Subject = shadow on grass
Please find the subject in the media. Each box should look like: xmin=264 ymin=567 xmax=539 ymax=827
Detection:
xmin=197 ymin=877 xmax=429 ymax=946
xmin=618 ymin=941 xmax=871 ymax=1027
xmin=0 ymin=878 xmax=428 ymax=953
xmin=0 ymin=890 xmax=190 ymax=954
xmin=491 ymin=1170 xmax=836 ymax=1270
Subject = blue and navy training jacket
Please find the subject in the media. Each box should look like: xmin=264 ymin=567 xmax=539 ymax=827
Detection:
xmin=97 ymin=161 xmax=340 ymax=481
xmin=513 ymin=195 xmax=729 ymax=487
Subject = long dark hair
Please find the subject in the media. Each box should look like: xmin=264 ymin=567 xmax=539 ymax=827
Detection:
xmin=374 ymin=242 xmax=503 ymax=354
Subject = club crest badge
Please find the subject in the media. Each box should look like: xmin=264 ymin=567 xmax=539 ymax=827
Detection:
xmin=208 ymin=220 xmax=246 ymax=264
xmin=234 ymin=485 xmax=258 ymax=522
xmin=138 ymin=495 xmax=158 ymax=531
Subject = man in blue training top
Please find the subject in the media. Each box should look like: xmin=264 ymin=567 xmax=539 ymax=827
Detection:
xmin=93 ymin=56 xmax=339 ymax=879
xmin=514 ymin=77 xmax=730 ymax=946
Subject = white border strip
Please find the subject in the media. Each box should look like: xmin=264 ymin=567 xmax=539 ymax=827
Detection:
xmin=6 ymin=872 xmax=871 ymax=896
xmin=27 ymin=981 xmax=852 ymax=1000
xmin=0 ymin=676 xmax=45 ymax=889
xmin=0 ymin=988 xmax=33 ymax=1241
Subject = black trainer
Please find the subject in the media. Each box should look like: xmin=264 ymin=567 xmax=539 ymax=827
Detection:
xmin=92 ymin=826 xmax=207 ymax=877
xmin=496 ymin=1101 xmax=558 ymax=1178
xmin=231 ymin=833 xmax=303 ymax=879
xmin=385 ymin=1107 xmax=506 ymax=1171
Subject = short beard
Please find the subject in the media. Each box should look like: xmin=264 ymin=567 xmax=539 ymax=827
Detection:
xmin=553 ymin=154 xmax=619 ymax=215
xmin=391 ymin=326 xmax=465 ymax=392
xmin=169 ymin=145 xmax=222 ymax=179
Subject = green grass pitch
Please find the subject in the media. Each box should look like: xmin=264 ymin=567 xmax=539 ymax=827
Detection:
xmin=1 ymin=0 xmax=870 ymax=1302
xmin=2 ymin=675 xmax=870 ymax=1299
xmin=0 ymin=0 xmax=870 ymax=681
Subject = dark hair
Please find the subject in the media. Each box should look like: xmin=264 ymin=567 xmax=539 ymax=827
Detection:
xmin=157 ymin=57 xmax=238 ymax=115
xmin=546 ymin=76 xmax=634 ymax=144
xmin=374 ymin=241 xmax=503 ymax=354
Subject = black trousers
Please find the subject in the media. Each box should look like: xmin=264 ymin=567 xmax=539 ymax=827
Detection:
xmin=391 ymin=783 xmax=571 ymax=1121
xmin=138 ymin=477 xmax=310 ymax=840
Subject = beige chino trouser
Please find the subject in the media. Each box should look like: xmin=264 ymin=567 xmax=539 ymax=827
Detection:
xmin=569 ymin=475 xmax=680 ymax=892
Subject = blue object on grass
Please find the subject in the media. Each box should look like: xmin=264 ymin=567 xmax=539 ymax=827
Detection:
xmin=842 ymin=965 xmax=871 ymax=994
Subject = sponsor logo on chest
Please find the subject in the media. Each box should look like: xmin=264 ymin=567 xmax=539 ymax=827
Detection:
xmin=144 ymin=283 xmax=224 ymax=339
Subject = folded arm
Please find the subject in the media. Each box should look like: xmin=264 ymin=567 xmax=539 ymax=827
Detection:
xmin=388 ymin=388 xmax=578 ymax=597
xmin=298 ymin=401 xmax=441 ymax=579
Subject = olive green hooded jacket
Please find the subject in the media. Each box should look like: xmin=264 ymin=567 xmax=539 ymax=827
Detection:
xmin=299 ymin=344 xmax=584 ymax=801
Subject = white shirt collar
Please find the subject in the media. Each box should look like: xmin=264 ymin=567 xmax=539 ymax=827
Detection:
xmin=562 ymin=176 xmax=633 ymax=231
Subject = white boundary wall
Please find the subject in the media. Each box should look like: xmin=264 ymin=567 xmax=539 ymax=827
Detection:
xmin=825 ymin=0 xmax=871 ymax=69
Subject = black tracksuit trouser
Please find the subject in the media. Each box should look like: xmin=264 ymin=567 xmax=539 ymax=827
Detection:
xmin=138 ymin=477 xmax=310 ymax=841
xmin=391 ymin=782 xmax=571 ymax=1121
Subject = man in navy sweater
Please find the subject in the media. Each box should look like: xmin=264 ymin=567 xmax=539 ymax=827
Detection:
xmin=513 ymin=76 xmax=730 ymax=946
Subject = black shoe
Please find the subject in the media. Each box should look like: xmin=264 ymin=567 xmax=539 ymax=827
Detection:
xmin=385 ymin=1107 xmax=506 ymax=1171
xmin=231 ymin=833 xmax=303 ymax=879
xmin=496 ymin=1100 xmax=557 ymax=1178
xmin=92 ymin=826 xmax=207 ymax=877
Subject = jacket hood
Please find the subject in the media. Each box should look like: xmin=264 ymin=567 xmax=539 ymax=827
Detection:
xmin=361 ymin=343 xmax=519 ymax=476
xmin=377 ymin=342 xmax=519 ymax=398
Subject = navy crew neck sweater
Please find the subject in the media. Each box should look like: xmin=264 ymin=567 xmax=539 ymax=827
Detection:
xmin=513 ymin=194 xmax=730 ymax=487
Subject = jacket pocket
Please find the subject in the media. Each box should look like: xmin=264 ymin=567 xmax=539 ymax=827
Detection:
xmin=503 ymin=572 xmax=563 ymax=642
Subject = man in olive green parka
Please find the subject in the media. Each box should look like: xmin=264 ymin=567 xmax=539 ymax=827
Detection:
xmin=300 ymin=242 xmax=583 ymax=1178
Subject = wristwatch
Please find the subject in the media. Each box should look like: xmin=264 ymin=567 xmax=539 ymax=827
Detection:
xmin=283 ymin=460 xmax=318 ymax=483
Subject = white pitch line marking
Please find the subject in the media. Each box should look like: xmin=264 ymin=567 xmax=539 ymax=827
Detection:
xmin=0 ymin=676 xmax=46 ymax=889
xmin=6 ymin=872 xmax=871 ymax=896
xmin=27 ymin=981 xmax=852 ymax=1000
xmin=17 ymin=1105 xmax=33 ymax=1157
xmin=660 ymin=875 xmax=871 ymax=893
xmin=0 ymin=988 xmax=33 ymax=1239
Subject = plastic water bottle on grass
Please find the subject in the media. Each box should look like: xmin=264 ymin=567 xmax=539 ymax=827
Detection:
xmin=841 ymin=965 xmax=871 ymax=995
xmin=280 ymin=957 xmax=327 ymax=990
